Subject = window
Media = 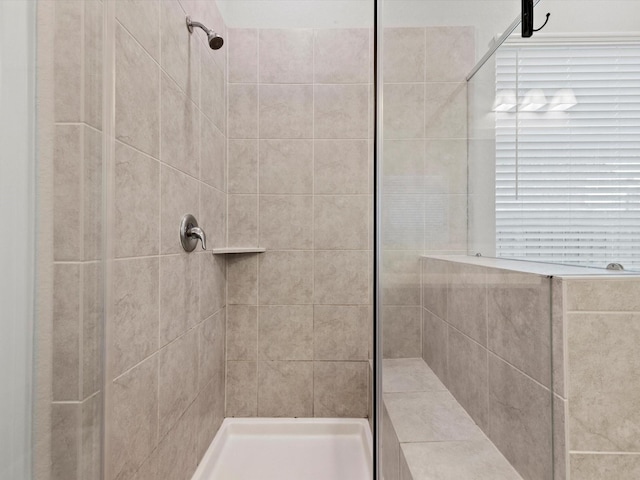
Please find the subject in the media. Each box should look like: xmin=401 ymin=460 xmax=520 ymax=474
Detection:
xmin=495 ymin=42 xmax=640 ymax=270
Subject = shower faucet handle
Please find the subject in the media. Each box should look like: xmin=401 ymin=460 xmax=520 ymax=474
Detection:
xmin=187 ymin=225 xmax=207 ymax=251
xmin=180 ymin=214 xmax=207 ymax=252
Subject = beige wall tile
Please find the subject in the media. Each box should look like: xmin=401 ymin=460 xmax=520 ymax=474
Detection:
xmin=259 ymin=251 xmax=314 ymax=305
xmin=314 ymin=251 xmax=369 ymax=305
xmin=488 ymin=354 xmax=552 ymax=480
xmin=201 ymin=51 xmax=225 ymax=133
xmin=158 ymin=328 xmax=199 ymax=438
xmin=161 ymin=74 xmax=200 ymax=177
xmin=54 ymin=1 xmax=83 ymax=122
xmin=424 ymin=139 xmax=467 ymax=195
xmin=383 ymin=140 xmax=425 ymax=194
xmin=199 ymin=253 xmax=225 ymax=321
xmin=155 ymin=402 xmax=197 ymax=480
xmin=565 ymin=278 xmax=640 ymax=312
xmin=424 ymin=194 xmax=467 ymax=252
xmin=382 ymin=250 xmax=421 ymax=306
xmin=425 ymin=27 xmax=475 ymax=82
xmin=259 ymin=29 xmax=313 ymax=84
xmin=114 ymin=141 xmax=160 ymax=258
xmin=447 ymin=262 xmax=487 ymax=346
xmin=112 ymin=258 xmax=159 ymax=378
xmin=81 ymin=393 xmax=102 ymax=480
xmin=116 ymin=0 xmax=160 ymax=61
xmin=53 ymin=264 xmax=80 ymax=401
xmin=551 ymin=278 xmax=565 ymax=398
xmin=383 ymin=28 xmax=425 ymax=83
xmin=314 ymin=362 xmax=368 ymax=417
xmin=258 ymin=306 xmax=313 ymax=360
xmin=228 ymin=194 xmax=258 ymax=247
xmin=227 ymin=305 xmax=257 ymax=361
xmin=259 ymin=195 xmax=313 ymax=250
xmin=198 ymin=309 xmax=225 ymax=390
xmin=314 ymin=140 xmax=369 ymax=194
xmin=54 ymin=125 xmax=82 ymax=261
xmin=314 ymin=85 xmax=369 ymax=139
xmin=487 ymin=270 xmax=551 ymax=387
xmin=228 ymin=140 xmax=257 ymax=194
xmin=570 ymin=453 xmax=640 ymax=480
xmin=553 ymin=394 xmax=567 ymax=480
xmin=314 ymin=196 xmax=369 ymax=250
xmin=425 ymin=83 xmax=467 ymax=139
xmin=83 ymin=263 xmax=103 ymax=398
xmin=227 ymin=254 xmax=258 ymax=305
xmin=51 ymin=402 xmax=81 ymax=480
xmin=567 ymin=312 xmax=640 ymax=452
xmin=228 ymin=28 xmax=257 ymax=83
xmin=382 ymin=194 xmax=425 ymax=250
xmin=422 ymin=257 xmax=448 ymax=320
xmin=84 ymin=0 xmax=103 ymax=130
xmin=447 ymin=328 xmax=488 ymax=429
xmin=383 ymin=306 xmax=422 ymax=358
xmin=401 ymin=440 xmax=522 ymax=480
xmin=422 ymin=309 xmax=448 ymax=382
xmin=160 ymin=0 xmax=199 ymax=104
xmin=159 ymin=253 xmax=199 ymax=346
xmin=226 ymin=361 xmax=257 ymax=416
xmin=160 ymin=166 xmax=199 ymax=254
xmin=314 ymin=29 xmax=369 ymax=84
xmin=259 ymin=139 xmax=313 ymax=194
xmin=200 ymin=118 xmax=226 ymax=192
xmin=196 ymin=377 xmax=224 ymax=462
xmin=82 ymin=113 xmax=103 ymax=261
xmin=383 ymin=84 xmax=425 ymax=139
xmin=314 ymin=306 xmax=369 ymax=361
xmin=228 ymin=84 xmax=257 ymax=139
xmin=382 ymin=405 xmax=400 ymax=480
xmin=199 ymin=183 xmax=226 ymax=250
xmin=115 ymin=25 xmax=159 ymax=158
xmin=257 ymin=361 xmax=313 ymax=417
xmin=259 ymin=85 xmax=313 ymax=139
xmin=110 ymin=356 xmax=159 ymax=480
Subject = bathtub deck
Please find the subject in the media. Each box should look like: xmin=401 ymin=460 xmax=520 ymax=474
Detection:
xmin=192 ymin=418 xmax=372 ymax=480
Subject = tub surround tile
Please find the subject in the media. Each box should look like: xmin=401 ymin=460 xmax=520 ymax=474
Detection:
xmin=159 ymin=253 xmax=199 ymax=346
xmin=384 ymin=390 xmax=483 ymax=443
xmin=487 ymin=269 xmax=551 ymax=387
xmin=228 ymin=84 xmax=258 ymax=139
xmin=259 ymin=29 xmax=313 ymax=84
xmin=257 ymin=361 xmax=313 ymax=417
xmin=259 ymin=251 xmax=314 ymax=305
xmin=228 ymin=140 xmax=257 ymax=194
xmin=259 ymin=85 xmax=313 ymax=139
xmin=314 ymin=29 xmax=369 ymax=84
xmin=567 ymin=312 xmax=640 ymax=452
xmin=314 ymin=362 xmax=368 ymax=418
xmin=447 ymin=263 xmax=487 ymax=346
xmin=424 ymin=27 xmax=475 ymax=82
xmin=382 ymin=306 xmax=422 ymax=359
xmin=383 ymin=28 xmax=425 ymax=83
xmin=226 ymin=361 xmax=257 ymax=417
xmin=227 ymin=306 xmax=258 ymax=361
xmin=570 ymin=453 xmax=640 ymax=480
xmin=160 ymin=166 xmax=199 ymax=255
xmin=259 ymin=195 xmax=313 ymax=250
xmin=383 ymin=358 xmax=446 ymax=393
xmin=314 ymin=84 xmax=369 ymax=139
xmin=401 ymin=440 xmax=522 ymax=480
xmin=258 ymin=306 xmax=313 ymax=361
xmin=313 ymin=305 xmax=369 ymax=361
xmin=314 ymin=140 xmax=369 ymax=194
xmin=422 ymin=309 xmax=448 ymax=383
xmin=228 ymin=29 xmax=257 ymax=83
xmin=488 ymin=354 xmax=552 ymax=480
xmin=259 ymin=139 xmax=313 ymax=194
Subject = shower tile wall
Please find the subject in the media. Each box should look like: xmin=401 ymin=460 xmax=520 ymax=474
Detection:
xmin=107 ymin=1 xmax=227 ymax=479
xmin=50 ymin=1 xmax=103 ymax=479
xmin=225 ymin=28 xmax=373 ymax=418
xmin=382 ymin=27 xmax=474 ymax=358
xmin=421 ymin=257 xmax=555 ymax=480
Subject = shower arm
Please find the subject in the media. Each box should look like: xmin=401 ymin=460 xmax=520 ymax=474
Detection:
xmin=186 ymin=18 xmax=211 ymax=36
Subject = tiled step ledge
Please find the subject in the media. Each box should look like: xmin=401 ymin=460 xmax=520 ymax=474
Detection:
xmin=423 ymin=254 xmax=639 ymax=277
xmin=381 ymin=358 xmax=522 ymax=480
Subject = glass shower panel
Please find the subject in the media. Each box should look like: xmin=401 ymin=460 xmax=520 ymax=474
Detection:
xmin=379 ymin=1 xmax=556 ymax=479
xmin=469 ymin=0 xmax=640 ymax=271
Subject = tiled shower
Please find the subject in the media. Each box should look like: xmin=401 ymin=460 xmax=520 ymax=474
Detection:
xmin=3 ymin=0 xmax=640 ymax=479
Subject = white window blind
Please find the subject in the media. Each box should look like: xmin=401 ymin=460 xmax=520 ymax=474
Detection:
xmin=495 ymin=42 xmax=640 ymax=270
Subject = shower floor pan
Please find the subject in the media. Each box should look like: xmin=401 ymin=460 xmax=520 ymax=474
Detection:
xmin=192 ymin=418 xmax=373 ymax=480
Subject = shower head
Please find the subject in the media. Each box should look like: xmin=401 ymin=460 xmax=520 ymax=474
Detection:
xmin=186 ymin=16 xmax=224 ymax=50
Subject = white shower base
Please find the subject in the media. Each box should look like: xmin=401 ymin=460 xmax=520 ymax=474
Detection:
xmin=192 ymin=418 xmax=373 ymax=480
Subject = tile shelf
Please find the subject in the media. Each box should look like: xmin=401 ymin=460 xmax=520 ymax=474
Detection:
xmin=209 ymin=247 xmax=266 ymax=255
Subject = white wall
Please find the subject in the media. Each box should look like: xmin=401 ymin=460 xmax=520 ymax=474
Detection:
xmin=0 ymin=1 xmax=36 ymax=479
